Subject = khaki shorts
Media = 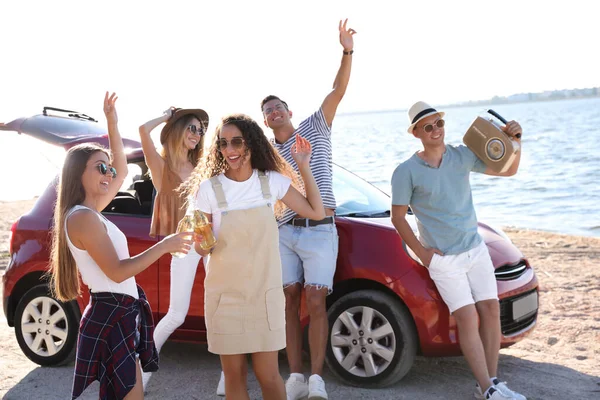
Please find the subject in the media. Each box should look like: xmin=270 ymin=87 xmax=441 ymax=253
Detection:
xmin=428 ymin=241 xmax=498 ymax=313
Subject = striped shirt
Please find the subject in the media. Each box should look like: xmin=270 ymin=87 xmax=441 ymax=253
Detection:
xmin=272 ymin=108 xmax=335 ymax=224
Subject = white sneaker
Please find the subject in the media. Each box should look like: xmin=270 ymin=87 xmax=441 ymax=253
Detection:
xmin=285 ymin=373 xmax=308 ymax=400
xmin=141 ymin=371 xmax=152 ymax=392
xmin=308 ymin=374 xmax=328 ymax=400
xmin=475 ymin=381 xmax=526 ymax=400
xmin=216 ymin=371 xmax=225 ymax=397
xmin=475 ymin=385 xmax=515 ymax=400
xmin=495 ymin=382 xmax=526 ymax=400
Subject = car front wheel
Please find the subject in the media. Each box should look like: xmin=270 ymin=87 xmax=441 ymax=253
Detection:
xmin=325 ymin=290 xmax=418 ymax=388
xmin=13 ymin=285 xmax=80 ymax=366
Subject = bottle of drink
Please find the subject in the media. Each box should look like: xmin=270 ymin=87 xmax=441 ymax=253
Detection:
xmin=171 ymin=212 xmax=195 ymax=258
xmin=192 ymin=209 xmax=217 ymax=250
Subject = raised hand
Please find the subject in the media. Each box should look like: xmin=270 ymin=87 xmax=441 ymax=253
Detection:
xmin=339 ymin=18 xmax=357 ymax=51
xmin=103 ymin=92 xmax=119 ymax=125
xmin=291 ymin=135 xmax=312 ymax=169
xmin=502 ymin=120 xmax=523 ymax=140
xmin=163 ymin=106 xmax=176 ymax=120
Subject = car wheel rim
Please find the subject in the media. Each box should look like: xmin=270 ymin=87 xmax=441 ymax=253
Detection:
xmin=20 ymin=296 xmax=69 ymax=357
xmin=330 ymin=305 xmax=396 ymax=378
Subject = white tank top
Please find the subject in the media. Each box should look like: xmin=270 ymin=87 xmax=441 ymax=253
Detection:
xmin=65 ymin=205 xmax=138 ymax=299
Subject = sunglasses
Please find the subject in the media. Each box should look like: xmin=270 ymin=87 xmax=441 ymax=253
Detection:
xmin=97 ymin=162 xmax=117 ymax=178
xmin=187 ymin=124 xmax=204 ymax=136
xmin=421 ymin=119 xmax=445 ymax=133
xmin=263 ymin=103 xmax=287 ymax=116
xmin=217 ymin=137 xmax=245 ymax=151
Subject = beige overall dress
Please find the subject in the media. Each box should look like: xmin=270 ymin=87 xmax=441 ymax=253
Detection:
xmin=204 ymin=171 xmax=286 ymax=355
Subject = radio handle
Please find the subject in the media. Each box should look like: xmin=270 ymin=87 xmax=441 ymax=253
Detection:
xmin=487 ymin=109 xmax=521 ymax=139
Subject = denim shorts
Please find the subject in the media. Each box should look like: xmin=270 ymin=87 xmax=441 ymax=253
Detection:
xmin=279 ymin=222 xmax=339 ymax=292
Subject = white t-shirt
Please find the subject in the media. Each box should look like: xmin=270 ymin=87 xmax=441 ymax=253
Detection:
xmin=194 ymin=169 xmax=292 ymax=237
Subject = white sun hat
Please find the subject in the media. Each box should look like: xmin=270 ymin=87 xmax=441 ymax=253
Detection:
xmin=407 ymin=101 xmax=445 ymax=133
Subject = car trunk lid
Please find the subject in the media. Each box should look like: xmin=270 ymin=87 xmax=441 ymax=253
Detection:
xmin=0 ymin=107 xmax=139 ymax=149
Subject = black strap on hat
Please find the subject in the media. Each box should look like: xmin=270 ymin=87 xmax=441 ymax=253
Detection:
xmin=412 ymin=108 xmax=437 ymax=124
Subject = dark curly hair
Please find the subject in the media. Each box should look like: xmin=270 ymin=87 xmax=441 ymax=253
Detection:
xmin=181 ymin=113 xmax=303 ymax=217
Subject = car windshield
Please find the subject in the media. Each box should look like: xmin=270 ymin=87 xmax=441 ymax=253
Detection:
xmin=333 ymin=164 xmax=391 ymax=217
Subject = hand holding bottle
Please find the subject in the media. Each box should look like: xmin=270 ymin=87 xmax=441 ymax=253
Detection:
xmin=162 ymin=232 xmax=195 ymax=258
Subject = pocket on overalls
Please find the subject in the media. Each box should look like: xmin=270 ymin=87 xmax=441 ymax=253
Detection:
xmin=265 ymin=288 xmax=285 ymax=331
xmin=212 ymin=292 xmax=244 ymax=335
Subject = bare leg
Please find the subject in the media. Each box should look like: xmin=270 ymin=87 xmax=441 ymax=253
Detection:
xmin=221 ymin=354 xmax=250 ymax=400
xmin=476 ymin=299 xmax=501 ymax=378
xmin=284 ymin=283 xmax=303 ymax=374
xmin=305 ymin=286 xmax=328 ymax=376
xmin=453 ymin=304 xmax=492 ymax=392
xmin=251 ymin=351 xmax=286 ymax=400
xmin=124 ymin=360 xmax=144 ymax=400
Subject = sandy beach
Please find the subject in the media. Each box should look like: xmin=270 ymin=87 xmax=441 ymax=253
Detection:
xmin=1 ymin=199 xmax=599 ymax=399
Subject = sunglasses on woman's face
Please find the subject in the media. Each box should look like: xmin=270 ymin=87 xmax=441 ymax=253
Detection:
xmin=97 ymin=162 xmax=117 ymax=178
xmin=421 ymin=119 xmax=445 ymax=133
xmin=187 ymin=125 xmax=204 ymax=136
xmin=217 ymin=137 xmax=245 ymax=151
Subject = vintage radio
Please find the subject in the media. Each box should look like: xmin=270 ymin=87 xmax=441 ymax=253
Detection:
xmin=463 ymin=109 xmax=521 ymax=173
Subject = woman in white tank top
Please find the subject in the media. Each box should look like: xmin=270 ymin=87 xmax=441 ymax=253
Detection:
xmin=49 ymin=92 xmax=196 ymax=400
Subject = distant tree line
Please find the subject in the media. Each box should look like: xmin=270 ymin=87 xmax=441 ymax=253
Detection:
xmin=446 ymin=87 xmax=600 ymax=107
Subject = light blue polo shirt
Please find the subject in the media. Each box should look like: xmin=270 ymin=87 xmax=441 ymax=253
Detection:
xmin=391 ymin=144 xmax=487 ymax=255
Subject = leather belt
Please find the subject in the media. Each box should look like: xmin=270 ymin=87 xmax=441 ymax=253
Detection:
xmin=286 ymin=216 xmax=334 ymax=228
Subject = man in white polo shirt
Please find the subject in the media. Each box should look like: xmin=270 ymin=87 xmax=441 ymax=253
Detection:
xmin=259 ymin=19 xmax=356 ymax=400
xmin=391 ymin=101 xmax=526 ymax=400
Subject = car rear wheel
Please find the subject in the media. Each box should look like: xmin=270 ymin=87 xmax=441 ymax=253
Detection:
xmin=325 ymin=290 xmax=417 ymax=388
xmin=14 ymin=285 xmax=80 ymax=366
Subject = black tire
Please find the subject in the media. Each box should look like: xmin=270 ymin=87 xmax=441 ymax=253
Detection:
xmin=325 ymin=290 xmax=418 ymax=388
xmin=13 ymin=285 xmax=80 ymax=366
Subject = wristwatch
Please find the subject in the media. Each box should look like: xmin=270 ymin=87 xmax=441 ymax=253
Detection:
xmin=343 ymin=49 xmax=354 ymax=55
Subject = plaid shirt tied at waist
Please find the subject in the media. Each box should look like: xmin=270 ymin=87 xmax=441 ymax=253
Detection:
xmin=72 ymin=285 xmax=159 ymax=400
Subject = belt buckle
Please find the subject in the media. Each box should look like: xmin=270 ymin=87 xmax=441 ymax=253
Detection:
xmin=292 ymin=218 xmax=308 ymax=227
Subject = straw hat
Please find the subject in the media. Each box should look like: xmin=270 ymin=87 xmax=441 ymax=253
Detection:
xmin=160 ymin=108 xmax=209 ymax=144
xmin=407 ymin=101 xmax=445 ymax=133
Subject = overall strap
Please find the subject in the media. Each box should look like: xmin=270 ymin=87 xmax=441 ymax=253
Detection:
xmin=257 ymin=170 xmax=272 ymax=201
xmin=210 ymin=176 xmax=229 ymax=210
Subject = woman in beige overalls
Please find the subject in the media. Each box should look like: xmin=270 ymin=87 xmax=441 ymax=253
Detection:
xmin=183 ymin=114 xmax=325 ymax=400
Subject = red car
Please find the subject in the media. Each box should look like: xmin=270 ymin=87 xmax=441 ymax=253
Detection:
xmin=1 ymin=108 xmax=538 ymax=388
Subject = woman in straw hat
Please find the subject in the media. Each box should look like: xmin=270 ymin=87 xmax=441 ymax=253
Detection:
xmin=137 ymin=106 xmax=209 ymax=388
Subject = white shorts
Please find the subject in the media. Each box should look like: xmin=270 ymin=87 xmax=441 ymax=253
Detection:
xmin=428 ymin=241 xmax=498 ymax=313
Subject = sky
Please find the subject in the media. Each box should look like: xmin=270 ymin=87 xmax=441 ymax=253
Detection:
xmin=1 ymin=0 xmax=599 ymax=140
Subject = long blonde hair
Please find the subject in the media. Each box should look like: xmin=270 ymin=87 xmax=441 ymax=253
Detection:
xmin=181 ymin=114 xmax=303 ymax=218
xmin=49 ymin=143 xmax=111 ymax=302
xmin=160 ymin=115 xmax=205 ymax=175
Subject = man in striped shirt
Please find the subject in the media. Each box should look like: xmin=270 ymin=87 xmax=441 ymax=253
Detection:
xmin=260 ymin=19 xmax=356 ymax=400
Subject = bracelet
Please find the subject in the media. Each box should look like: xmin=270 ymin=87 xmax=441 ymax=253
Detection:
xmin=343 ymin=49 xmax=354 ymax=55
